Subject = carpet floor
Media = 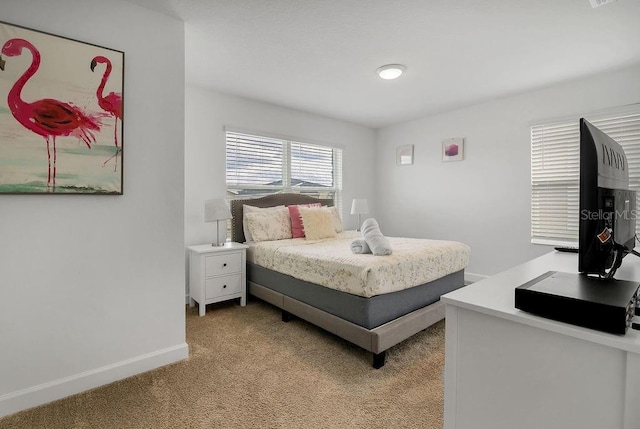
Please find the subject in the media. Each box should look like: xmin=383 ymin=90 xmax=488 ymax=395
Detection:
xmin=0 ymin=299 xmax=445 ymax=429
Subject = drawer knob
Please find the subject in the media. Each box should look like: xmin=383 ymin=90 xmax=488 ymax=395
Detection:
xmin=223 ymin=285 xmax=227 ymax=288
xmin=223 ymin=263 xmax=227 ymax=267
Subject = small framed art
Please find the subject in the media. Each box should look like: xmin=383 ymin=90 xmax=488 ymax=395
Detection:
xmin=442 ymin=138 xmax=464 ymax=162
xmin=396 ymin=144 xmax=414 ymax=165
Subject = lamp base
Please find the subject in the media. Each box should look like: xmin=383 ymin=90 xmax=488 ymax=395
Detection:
xmin=210 ymin=220 xmax=226 ymax=247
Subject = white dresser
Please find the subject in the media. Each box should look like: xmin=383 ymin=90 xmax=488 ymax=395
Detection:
xmin=442 ymin=251 xmax=640 ymax=429
xmin=188 ymin=242 xmax=248 ymax=316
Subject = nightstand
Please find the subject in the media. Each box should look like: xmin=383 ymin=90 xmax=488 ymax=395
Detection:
xmin=188 ymin=242 xmax=248 ymax=316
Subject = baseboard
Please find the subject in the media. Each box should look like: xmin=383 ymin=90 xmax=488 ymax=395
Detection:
xmin=0 ymin=343 xmax=189 ymax=419
xmin=465 ymin=272 xmax=488 ymax=284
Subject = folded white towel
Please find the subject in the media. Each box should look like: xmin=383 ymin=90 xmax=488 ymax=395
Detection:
xmin=350 ymin=238 xmax=371 ymax=254
xmin=361 ymin=218 xmax=392 ymax=256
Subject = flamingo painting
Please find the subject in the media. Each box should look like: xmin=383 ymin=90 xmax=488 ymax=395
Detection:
xmin=90 ymin=55 xmax=122 ymax=169
xmin=0 ymin=38 xmax=101 ymax=191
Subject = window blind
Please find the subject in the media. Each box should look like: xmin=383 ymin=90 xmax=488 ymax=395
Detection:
xmin=290 ymin=142 xmax=334 ymax=187
xmin=226 ymin=133 xmax=283 ymax=187
xmin=531 ymin=110 xmax=640 ymax=246
xmin=225 ymin=131 xmax=343 ymax=213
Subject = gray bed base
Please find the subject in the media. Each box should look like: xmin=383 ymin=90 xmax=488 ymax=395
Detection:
xmin=248 ymin=262 xmax=464 ymax=329
xmin=229 ymin=193 xmax=460 ymax=368
xmin=249 ymin=280 xmax=445 ymax=368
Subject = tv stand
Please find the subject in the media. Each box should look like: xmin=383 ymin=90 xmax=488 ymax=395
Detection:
xmin=443 ymin=251 xmax=640 ymax=429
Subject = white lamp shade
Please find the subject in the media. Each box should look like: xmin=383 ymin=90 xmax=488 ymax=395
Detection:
xmin=204 ymin=198 xmax=232 ymax=222
xmin=350 ymin=198 xmax=369 ymax=215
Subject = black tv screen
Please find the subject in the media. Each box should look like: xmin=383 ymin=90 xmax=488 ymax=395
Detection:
xmin=578 ymin=118 xmax=636 ymax=278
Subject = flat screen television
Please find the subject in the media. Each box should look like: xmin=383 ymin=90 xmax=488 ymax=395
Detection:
xmin=578 ymin=118 xmax=636 ymax=278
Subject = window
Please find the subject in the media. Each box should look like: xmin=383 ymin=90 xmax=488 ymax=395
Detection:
xmin=531 ymin=110 xmax=640 ymax=246
xmin=226 ymin=131 xmax=343 ymax=212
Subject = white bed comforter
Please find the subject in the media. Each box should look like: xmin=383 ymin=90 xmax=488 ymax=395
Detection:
xmin=246 ymin=231 xmax=470 ymax=297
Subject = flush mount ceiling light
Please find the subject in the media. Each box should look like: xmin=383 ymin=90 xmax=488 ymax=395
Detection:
xmin=377 ymin=64 xmax=405 ymax=80
xmin=589 ymin=0 xmax=617 ymax=7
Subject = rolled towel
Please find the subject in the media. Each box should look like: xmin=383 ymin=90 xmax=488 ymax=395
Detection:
xmin=361 ymin=218 xmax=392 ymax=256
xmin=350 ymin=238 xmax=371 ymax=254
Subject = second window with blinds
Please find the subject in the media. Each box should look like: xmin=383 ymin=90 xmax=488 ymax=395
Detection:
xmin=225 ymin=131 xmax=343 ymax=213
xmin=531 ymin=109 xmax=640 ymax=246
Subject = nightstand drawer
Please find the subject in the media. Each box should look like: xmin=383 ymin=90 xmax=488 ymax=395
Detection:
xmin=205 ymin=274 xmax=242 ymax=299
xmin=205 ymin=252 xmax=242 ymax=277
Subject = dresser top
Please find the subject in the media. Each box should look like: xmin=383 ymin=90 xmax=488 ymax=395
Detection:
xmin=443 ymin=250 xmax=640 ymax=353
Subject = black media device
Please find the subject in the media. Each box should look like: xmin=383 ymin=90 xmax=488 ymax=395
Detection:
xmin=515 ymin=271 xmax=639 ymax=334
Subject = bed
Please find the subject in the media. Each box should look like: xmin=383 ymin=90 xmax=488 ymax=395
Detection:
xmin=230 ymin=193 xmax=470 ymax=368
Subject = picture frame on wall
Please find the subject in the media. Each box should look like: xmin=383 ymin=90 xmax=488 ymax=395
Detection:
xmin=442 ymin=138 xmax=464 ymax=162
xmin=0 ymin=20 xmax=124 ymax=194
xmin=396 ymin=144 xmax=414 ymax=165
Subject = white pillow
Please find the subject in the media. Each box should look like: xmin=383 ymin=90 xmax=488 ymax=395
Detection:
xmin=327 ymin=206 xmax=344 ymax=233
xmin=243 ymin=205 xmax=286 ymax=242
xmin=299 ymin=207 xmax=337 ymax=240
xmin=245 ymin=208 xmax=292 ymax=242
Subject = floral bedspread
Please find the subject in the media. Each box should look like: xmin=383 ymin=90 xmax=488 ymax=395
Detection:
xmin=246 ymin=231 xmax=470 ymax=297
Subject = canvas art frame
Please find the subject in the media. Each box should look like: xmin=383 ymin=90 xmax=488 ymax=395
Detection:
xmin=396 ymin=144 xmax=414 ymax=165
xmin=0 ymin=20 xmax=124 ymax=194
xmin=442 ymin=138 xmax=464 ymax=162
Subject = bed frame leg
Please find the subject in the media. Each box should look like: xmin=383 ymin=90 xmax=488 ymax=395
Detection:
xmin=282 ymin=310 xmax=292 ymax=322
xmin=373 ymin=351 xmax=386 ymax=369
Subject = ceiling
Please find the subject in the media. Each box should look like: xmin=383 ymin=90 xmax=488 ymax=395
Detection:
xmin=124 ymin=0 xmax=640 ymax=129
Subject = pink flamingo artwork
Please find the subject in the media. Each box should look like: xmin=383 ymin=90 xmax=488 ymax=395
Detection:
xmin=0 ymin=38 xmax=101 ymax=191
xmin=90 ymin=55 xmax=122 ymax=169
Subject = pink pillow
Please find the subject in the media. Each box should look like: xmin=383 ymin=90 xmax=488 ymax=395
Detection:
xmin=288 ymin=203 xmax=321 ymax=238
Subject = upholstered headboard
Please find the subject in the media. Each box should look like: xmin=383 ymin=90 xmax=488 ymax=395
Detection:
xmin=230 ymin=193 xmax=334 ymax=243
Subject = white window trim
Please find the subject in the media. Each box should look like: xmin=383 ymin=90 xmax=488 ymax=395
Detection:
xmin=224 ymin=126 xmax=346 ymax=150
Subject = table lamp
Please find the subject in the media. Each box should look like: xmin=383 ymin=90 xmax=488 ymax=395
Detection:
xmin=350 ymin=198 xmax=369 ymax=231
xmin=205 ymin=198 xmax=232 ymax=246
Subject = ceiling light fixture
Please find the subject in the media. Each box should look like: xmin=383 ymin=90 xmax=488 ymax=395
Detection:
xmin=589 ymin=0 xmax=617 ymax=8
xmin=377 ymin=64 xmax=406 ymax=80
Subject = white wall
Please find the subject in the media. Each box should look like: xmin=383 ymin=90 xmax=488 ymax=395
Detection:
xmin=376 ymin=64 xmax=640 ymax=278
xmin=0 ymin=0 xmax=187 ymax=417
xmin=185 ymin=86 xmax=376 ymax=251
